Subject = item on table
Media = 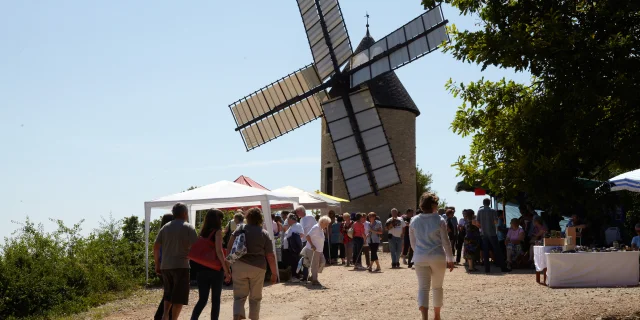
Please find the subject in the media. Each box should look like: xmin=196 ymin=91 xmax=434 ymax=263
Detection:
xmin=544 ymin=230 xmax=562 ymax=239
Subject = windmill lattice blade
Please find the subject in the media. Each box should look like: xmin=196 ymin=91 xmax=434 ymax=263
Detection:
xmin=297 ymin=0 xmax=353 ymax=81
xmin=229 ymin=64 xmax=328 ymax=151
xmin=323 ymin=89 xmax=401 ymax=200
xmin=348 ymin=5 xmax=448 ymax=88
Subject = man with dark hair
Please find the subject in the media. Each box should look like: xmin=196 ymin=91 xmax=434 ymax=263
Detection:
xmin=445 ymin=209 xmax=457 ymax=259
xmin=154 ymin=203 xmax=198 ymax=320
xmin=447 ymin=207 xmax=459 ymax=259
xmin=455 ymin=209 xmax=467 ymax=264
xmin=477 ymin=198 xmax=510 ymax=273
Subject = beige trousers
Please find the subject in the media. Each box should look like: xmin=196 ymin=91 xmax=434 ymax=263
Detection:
xmin=232 ymin=261 xmax=266 ymax=320
xmin=310 ymin=250 xmax=321 ymax=281
xmin=414 ymin=260 xmax=446 ymax=309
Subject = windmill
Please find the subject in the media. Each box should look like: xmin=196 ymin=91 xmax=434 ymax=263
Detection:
xmin=228 ymin=1 xmax=449 ymax=200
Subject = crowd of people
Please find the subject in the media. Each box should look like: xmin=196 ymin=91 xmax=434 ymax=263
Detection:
xmin=151 ymin=196 xmax=636 ymax=320
xmin=153 ymin=204 xmax=277 ymax=320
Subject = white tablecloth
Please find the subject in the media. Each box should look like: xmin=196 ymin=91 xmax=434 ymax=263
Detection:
xmin=533 ymin=246 xmax=560 ymax=272
xmin=546 ymin=251 xmax=640 ymax=288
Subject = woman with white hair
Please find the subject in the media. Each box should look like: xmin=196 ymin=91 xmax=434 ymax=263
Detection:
xmin=302 ymin=215 xmax=331 ymax=286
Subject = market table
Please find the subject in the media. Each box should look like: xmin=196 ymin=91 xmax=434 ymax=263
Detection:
xmin=533 ymin=246 xmax=562 ymax=284
xmin=545 ymin=251 xmax=640 ymax=288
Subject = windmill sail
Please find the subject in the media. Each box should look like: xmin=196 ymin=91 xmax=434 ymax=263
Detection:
xmin=323 ymin=89 xmax=401 ymax=199
xmin=229 ymin=64 xmax=329 ymax=150
xmin=348 ymin=5 xmax=448 ymax=88
xmin=297 ymin=0 xmax=353 ymax=80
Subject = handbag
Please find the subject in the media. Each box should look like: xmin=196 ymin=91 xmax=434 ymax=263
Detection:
xmin=188 ymin=230 xmax=223 ymax=271
xmin=226 ymin=225 xmax=247 ymax=264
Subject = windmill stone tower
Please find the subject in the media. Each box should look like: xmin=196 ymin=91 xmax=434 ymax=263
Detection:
xmin=321 ymin=28 xmax=419 ymax=217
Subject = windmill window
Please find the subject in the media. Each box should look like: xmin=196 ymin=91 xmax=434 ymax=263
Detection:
xmin=325 ymin=166 xmax=334 ymax=195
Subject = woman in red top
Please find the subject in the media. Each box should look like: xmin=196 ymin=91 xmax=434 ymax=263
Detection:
xmin=341 ymin=213 xmax=354 ymax=267
xmin=352 ymin=212 xmax=367 ymax=270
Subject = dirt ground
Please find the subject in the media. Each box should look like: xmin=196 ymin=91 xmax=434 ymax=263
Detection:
xmin=86 ymin=252 xmax=640 ymax=320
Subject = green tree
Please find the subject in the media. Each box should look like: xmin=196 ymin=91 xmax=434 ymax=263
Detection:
xmin=422 ymin=0 xmax=640 ymax=207
xmin=416 ymin=165 xmax=433 ymax=207
xmin=122 ymin=216 xmax=142 ymax=243
xmin=416 ymin=166 xmax=447 ymax=209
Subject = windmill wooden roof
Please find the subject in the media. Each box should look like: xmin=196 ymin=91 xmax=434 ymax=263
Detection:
xmin=233 ymin=175 xmax=270 ymax=190
xmin=330 ymin=33 xmax=420 ymax=116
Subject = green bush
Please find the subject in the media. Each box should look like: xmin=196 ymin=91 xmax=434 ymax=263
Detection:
xmin=0 ymin=208 xmax=241 ymax=319
xmin=0 ymin=215 xmax=160 ymax=319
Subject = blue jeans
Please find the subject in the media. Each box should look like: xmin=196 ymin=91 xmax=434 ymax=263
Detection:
xmin=482 ymin=235 xmax=505 ymax=272
xmin=389 ymin=236 xmax=403 ymax=265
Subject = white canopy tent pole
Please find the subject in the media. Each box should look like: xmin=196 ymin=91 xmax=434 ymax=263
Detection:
xmin=144 ymin=204 xmax=151 ymax=284
xmin=188 ymin=205 xmax=195 ymax=226
xmin=261 ymin=199 xmax=279 ymax=281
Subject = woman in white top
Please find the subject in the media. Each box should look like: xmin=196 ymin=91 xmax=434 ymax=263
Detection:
xmin=409 ymin=192 xmax=455 ymax=320
xmin=304 ymin=216 xmax=331 ymax=286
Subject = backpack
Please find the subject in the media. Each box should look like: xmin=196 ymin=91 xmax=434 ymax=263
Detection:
xmin=226 ymin=225 xmax=247 ymax=264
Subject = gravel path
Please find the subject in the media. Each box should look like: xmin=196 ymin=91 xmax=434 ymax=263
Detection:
xmin=88 ymin=252 xmax=640 ymax=320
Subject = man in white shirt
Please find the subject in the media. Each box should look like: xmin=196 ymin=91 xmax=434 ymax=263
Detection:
xmin=386 ymin=208 xmax=406 ymax=268
xmin=283 ymin=213 xmax=304 ymax=282
xmin=297 ymin=205 xmax=315 ymax=245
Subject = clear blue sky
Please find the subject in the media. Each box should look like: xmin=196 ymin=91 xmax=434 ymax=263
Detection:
xmin=0 ymin=0 xmax=529 ymax=239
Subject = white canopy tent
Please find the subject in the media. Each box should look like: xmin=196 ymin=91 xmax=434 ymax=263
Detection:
xmin=609 ymin=169 xmax=640 ymax=193
xmin=271 ymin=186 xmax=341 ymax=210
xmin=143 ymin=180 xmax=299 ymax=282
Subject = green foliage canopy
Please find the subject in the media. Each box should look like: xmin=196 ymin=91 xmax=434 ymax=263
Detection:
xmin=423 ymin=0 xmax=640 ymax=206
xmin=416 ymin=166 xmax=447 ymax=209
xmin=416 ymin=165 xmax=433 ymax=204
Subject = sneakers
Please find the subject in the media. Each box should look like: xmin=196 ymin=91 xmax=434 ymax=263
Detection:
xmin=290 ymin=278 xmax=300 ymax=283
